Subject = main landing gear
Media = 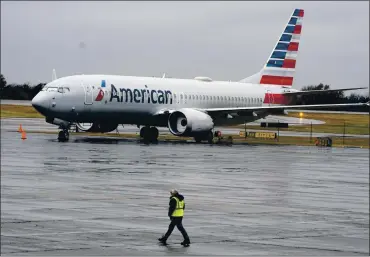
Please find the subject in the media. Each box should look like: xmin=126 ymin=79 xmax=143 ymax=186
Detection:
xmin=58 ymin=129 xmax=69 ymax=142
xmin=194 ymin=130 xmax=215 ymax=144
xmin=140 ymin=126 xmax=159 ymax=143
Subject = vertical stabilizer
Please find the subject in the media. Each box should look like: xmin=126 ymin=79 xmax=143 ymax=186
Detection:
xmin=240 ymin=8 xmax=304 ymax=87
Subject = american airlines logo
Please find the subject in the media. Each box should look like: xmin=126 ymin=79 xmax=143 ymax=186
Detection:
xmin=95 ymin=80 xmax=106 ymax=101
xmin=95 ymin=89 xmax=105 ymax=101
xmin=109 ymin=84 xmax=173 ymax=104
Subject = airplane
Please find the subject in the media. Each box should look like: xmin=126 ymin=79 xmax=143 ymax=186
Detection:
xmin=31 ymin=8 xmax=369 ymax=143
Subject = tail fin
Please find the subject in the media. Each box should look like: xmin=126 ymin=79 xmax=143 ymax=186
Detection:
xmin=240 ymin=8 xmax=304 ymax=87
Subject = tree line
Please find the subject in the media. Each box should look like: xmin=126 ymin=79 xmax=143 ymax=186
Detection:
xmin=296 ymin=83 xmax=369 ymax=112
xmin=0 ymin=74 xmax=368 ymax=112
xmin=0 ymin=74 xmax=45 ymax=101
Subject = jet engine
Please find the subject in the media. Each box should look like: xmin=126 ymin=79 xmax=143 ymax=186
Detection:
xmin=168 ymin=108 xmax=214 ymax=137
xmin=75 ymin=122 xmax=119 ymax=133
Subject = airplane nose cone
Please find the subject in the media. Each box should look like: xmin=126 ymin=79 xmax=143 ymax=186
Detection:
xmin=31 ymin=93 xmax=49 ymax=116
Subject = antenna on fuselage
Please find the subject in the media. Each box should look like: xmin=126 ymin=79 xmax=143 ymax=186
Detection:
xmin=52 ymin=69 xmax=57 ymax=81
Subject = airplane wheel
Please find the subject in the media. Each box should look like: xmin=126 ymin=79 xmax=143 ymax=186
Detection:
xmin=194 ymin=136 xmax=202 ymax=143
xmin=207 ymin=131 xmax=214 ymax=144
xmin=58 ymin=130 xmax=69 ymax=142
xmin=140 ymin=126 xmax=158 ymax=143
xmin=150 ymin=127 xmax=159 ymax=142
xmin=65 ymin=130 xmax=69 ymax=141
xmin=140 ymin=126 xmax=149 ymax=138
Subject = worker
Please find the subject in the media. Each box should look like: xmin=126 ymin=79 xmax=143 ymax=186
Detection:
xmin=158 ymin=189 xmax=191 ymax=246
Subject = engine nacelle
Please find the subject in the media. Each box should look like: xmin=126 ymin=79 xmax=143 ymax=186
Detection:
xmin=75 ymin=122 xmax=118 ymax=133
xmin=168 ymin=108 xmax=214 ymax=137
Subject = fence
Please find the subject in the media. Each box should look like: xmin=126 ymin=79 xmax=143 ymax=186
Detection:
xmin=238 ymin=120 xmax=369 ymax=147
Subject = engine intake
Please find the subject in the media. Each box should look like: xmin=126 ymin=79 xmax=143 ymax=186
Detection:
xmin=168 ymin=108 xmax=214 ymax=137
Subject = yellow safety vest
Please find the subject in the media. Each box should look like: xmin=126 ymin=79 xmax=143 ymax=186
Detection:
xmin=171 ymin=196 xmax=184 ymax=217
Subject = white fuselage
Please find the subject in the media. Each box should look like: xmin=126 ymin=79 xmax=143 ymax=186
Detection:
xmin=33 ymin=74 xmax=288 ymax=127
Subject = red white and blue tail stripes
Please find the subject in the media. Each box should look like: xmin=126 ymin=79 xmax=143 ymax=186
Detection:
xmin=260 ymin=9 xmax=304 ymax=87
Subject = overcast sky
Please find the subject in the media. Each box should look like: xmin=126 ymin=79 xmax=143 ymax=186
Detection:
xmin=1 ymin=1 xmax=369 ymax=94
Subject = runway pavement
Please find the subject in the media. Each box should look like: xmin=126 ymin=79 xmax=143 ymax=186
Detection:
xmin=1 ymin=129 xmax=369 ymax=255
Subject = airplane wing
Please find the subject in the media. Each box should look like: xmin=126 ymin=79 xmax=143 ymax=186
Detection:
xmin=198 ymin=102 xmax=370 ymax=115
xmin=154 ymin=102 xmax=369 ymax=118
xmin=282 ymin=87 xmax=368 ymax=96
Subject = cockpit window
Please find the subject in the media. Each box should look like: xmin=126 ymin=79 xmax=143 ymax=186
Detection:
xmin=47 ymin=87 xmax=58 ymax=92
xmin=42 ymin=85 xmax=70 ymax=93
xmin=57 ymin=87 xmax=70 ymax=93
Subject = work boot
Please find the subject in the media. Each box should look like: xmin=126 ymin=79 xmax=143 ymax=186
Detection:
xmin=158 ymin=236 xmax=167 ymax=244
xmin=181 ymin=238 xmax=190 ymax=247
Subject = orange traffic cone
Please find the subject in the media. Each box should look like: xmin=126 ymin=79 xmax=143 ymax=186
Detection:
xmin=21 ymin=131 xmax=27 ymax=140
xmin=18 ymin=124 xmax=24 ymax=133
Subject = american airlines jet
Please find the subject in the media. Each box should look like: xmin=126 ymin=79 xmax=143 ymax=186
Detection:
xmin=32 ymin=9 xmax=368 ymax=143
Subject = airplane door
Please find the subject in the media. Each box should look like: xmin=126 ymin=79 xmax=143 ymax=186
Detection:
xmin=266 ymin=90 xmax=274 ymax=106
xmin=83 ymin=82 xmax=93 ymax=105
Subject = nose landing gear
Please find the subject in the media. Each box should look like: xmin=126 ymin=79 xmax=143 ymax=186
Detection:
xmin=58 ymin=129 xmax=69 ymax=142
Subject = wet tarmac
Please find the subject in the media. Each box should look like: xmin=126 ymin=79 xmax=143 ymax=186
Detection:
xmin=1 ymin=128 xmax=369 ymax=256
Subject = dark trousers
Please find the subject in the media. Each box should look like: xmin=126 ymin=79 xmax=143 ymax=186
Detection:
xmin=164 ymin=217 xmax=190 ymax=241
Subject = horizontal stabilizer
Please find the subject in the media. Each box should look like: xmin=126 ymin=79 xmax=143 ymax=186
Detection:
xmin=283 ymin=87 xmax=369 ymax=96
